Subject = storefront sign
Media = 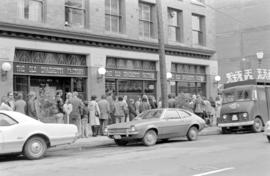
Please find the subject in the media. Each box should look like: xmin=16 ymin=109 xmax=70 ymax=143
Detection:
xmin=14 ymin=62 xmax=87 ymax=77
xmin=172 ymin=73 xmax=206 ymax=82
xmin=105 ymin=69 xmax=156 ymax=80
xmin=226 ymin=68 xmax=270 ymax=83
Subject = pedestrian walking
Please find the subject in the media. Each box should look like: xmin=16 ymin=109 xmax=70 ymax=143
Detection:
xmin=98 ymin=95 xmax=110 ymax=135
xmin=89 ymin=95 xmax=100 ymax=137
xmin=14 ymin=92 xmax=26 ymax=114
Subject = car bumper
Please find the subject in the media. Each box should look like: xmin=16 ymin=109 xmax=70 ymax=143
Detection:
xmin=106 ymin=131 xmax=143 ymax=140
xmin=218 ymin=121 xmax=254 ymax=127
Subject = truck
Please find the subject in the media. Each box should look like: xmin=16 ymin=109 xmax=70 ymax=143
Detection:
xmin=218 ymin=79 xmax=270 ymax=134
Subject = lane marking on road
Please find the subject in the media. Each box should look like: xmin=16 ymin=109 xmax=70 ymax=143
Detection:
xmin=192 ymin=167 xmax=235 ymax=176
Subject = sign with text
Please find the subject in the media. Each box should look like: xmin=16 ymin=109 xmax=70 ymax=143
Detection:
xmin=14 ymin=62 xmax=87 ymax=77
xmin=172 ymin=73 xmax=206 ymax=82
xmin=226 ymin=68 xmax=270 ymax=83
xmin=105 ymin=69 xmax=156 ymax=80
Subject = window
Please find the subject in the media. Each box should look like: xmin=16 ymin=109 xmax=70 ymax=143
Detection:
xmin=139 ymin=2 xmax=154 ymax=38
xmin=164 ymin=110 xmax=180 ymax=119
xmin=168 ymin=8 xmax=182 ymax=42
xmin=18 ymin=0 xmax=44 ymax=22
xmin=137 ymin=110 xmax=163 ymax=120
xmin=0 ymin=114 xmax=17 ymax=126
xmin=177 ymin=110 xmax=191 ymax=118
xmin=192 ymin=14 xmax=205 ymax=45
xmin=105 ymin=0 xmax=122 ymax=33
xmin=65 ymin=0 xmax=85 ymax=28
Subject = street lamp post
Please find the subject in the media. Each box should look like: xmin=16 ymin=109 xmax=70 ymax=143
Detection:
xmin=256 ymin=50 xmax=264 ymax=68
xmin=214 ymin=75 xmax=221 ymax=94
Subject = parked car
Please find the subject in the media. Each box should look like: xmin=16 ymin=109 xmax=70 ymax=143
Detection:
xmin=265 ymin=121 xmax=270 ymax=143
xmin=0 ymin=111 xmax=78 ymax=160
xmin=105 ymin=108 xmax=206 ymax=146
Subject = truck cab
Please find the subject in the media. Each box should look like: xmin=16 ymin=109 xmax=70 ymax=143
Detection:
xmin=218 ymin=80 xmax=270 ymax=133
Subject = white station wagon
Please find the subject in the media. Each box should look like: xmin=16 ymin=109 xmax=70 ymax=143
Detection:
xmin=0 ymin=111 xmax=78 ymax=160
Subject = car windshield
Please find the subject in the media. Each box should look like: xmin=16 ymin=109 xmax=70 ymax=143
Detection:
xmin=223 ymin=89 xmax=251 ymax=103
xmin=136 ymin=110 xmax=163 ymax=120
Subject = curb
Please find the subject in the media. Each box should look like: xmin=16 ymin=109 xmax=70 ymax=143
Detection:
xmin=199 ymin=127 xmax=221 ymax=136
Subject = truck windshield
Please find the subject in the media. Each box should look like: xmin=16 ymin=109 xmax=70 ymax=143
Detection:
xmin=223 ymin=89 xmax=251 ymax=103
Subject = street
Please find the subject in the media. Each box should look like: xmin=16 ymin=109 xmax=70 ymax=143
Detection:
xmin=0 ymin=133 xmax=269 ymax=176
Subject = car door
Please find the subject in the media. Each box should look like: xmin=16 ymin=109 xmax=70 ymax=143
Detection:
xmin=0 ymin=113 xmax=21 ymax=154
xmin=177 ymin=110 xmax=193 ymax=136
xmin=161 ymin=110 xmax=184 ymax=138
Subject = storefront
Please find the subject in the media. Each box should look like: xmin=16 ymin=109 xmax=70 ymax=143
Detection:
xmin=170 ymin=63 xmax=206 ymax=97
xmin=13 ymin=49 xmax=88 ymax=101
xmin=105 ymin=57 xmax=157 ymax=99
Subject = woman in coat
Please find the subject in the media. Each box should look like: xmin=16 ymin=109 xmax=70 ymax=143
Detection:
xmin=88 ymin=95 xmax=100 ymax=137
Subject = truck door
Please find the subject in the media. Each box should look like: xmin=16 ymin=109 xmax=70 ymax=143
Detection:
xmin=265 ymin=87 xmax=270 ymax=121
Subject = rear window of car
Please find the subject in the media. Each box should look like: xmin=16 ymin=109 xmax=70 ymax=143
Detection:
xmin=177 ymin=110 xmax=191 ymax=118
xmin=0 ymin=113 xmax=17 ymax=126
xmin=138 ymin=110 xmax=163 ymax=119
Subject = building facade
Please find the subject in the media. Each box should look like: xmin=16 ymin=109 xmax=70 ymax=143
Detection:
xmin=0 ymin=0 xmax=217 ymax=102
xmin=212 ymin=0 xmax=270 ymax=84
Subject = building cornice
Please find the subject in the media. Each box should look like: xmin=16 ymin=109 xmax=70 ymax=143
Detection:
xmin=0 ymin=21 xmax=215 ymax=59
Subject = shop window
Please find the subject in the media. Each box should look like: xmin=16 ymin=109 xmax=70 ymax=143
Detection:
xmin=13 ymin=75 xmax=28 ymax=100
xmin=168 ymin=8 xmax=182 ymax=42
xmin=105 ymin=80 xmax=117 ymax=93
xmin=139 ymin=2 xmax=154 ymax=38
xmin=65 ymin=0 xmax=85 ymax=28
xmin=105 ymin=0 xmax=123 ymax=33
xmin=106 ymin=57 xmax=116 ymax=68
xmin=18 ymin=0 xmax=44 ymax=22
xmin=118 ymin=80 xmax=143 ymax=93
xmin=133 ymin=60 xmax=143 ymax=70
xmin=144 ymin=81 xmax=156 ymax=94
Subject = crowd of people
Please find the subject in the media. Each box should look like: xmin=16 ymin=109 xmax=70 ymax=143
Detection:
xmin=0 ymin=90 xmax=222 ymax=138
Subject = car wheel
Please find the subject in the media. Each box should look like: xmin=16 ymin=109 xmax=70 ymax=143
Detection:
xmin=143 ymin=130 xmax=157 ymax=146
xmin=221 ymin=127 xmax=230 ymax=134
xmin=267 ymin=136 xmax=270 ymax=143
xmin=187 ymin=126 xmax=198 ymax=141
xmin=23 ymin=136 xmax=47 ymax=160
xmin=252 ymin=118 xmax=263 ymax=133
xmin=114 ymin=139 xmax=128 ymax=146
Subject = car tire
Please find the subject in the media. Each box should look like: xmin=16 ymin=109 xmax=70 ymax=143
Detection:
xmin=142 ymin=130 xmax=157 ymax=146
xmin=221 ymin=127 xmax=230 ymax=134
xmin=114 ymin=139 xmax=128 ymax=146
xmin=267 ymin=136 xmax=270 ymax=143
xmin=23 ymin=136 xmax=47 ymax=160
xmin=252 ymin=118 xmax=263 ymax=133
xmin=187 ymin=126 xmax=198 ymax=141
xmin=161 ymin=138 xmax=169 ymax=143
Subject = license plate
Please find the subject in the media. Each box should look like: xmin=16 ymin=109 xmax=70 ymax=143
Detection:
xmin=232 ymin=115 xmax=238 ymax=121
xmin=114 ymin=135 xmax=121 ymax=139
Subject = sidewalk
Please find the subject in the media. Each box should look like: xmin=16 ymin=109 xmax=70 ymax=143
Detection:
xmin=49 ymin=126 xmax=221 ymax=152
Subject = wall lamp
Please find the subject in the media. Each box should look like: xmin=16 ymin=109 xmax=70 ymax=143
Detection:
xmin=97 ymin=67 xmax=106 ymax=80
xmin=1 ymin=62 xmax=12 ymax=80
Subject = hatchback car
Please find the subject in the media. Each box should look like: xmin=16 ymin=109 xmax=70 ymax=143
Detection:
xmin=105 ymin=108 xmax=206 ymax=146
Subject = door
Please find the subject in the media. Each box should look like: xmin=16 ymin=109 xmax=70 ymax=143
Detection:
xmin=177 ymin=110 xmax=193 ymax=135
xmin=161 ymin=110 xmax=186 ymax=138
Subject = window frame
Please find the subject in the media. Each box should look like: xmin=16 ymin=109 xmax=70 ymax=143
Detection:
xmin=105 ymin=0 xmax=123 ymax=33
xmin=192 ymin=14 xmax=205 ymax=45
xmin=65 ymin=0 xmax=86 ymax=28
xmin=19 ymin=0 xmax=45 ymax=23
xmin=167 ymin=8 xmax=182 ymax=42
xmin=139 ymin=2 xmax=154 ymax=38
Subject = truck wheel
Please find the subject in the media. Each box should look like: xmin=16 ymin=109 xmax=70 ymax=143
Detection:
xmin=114 ymin=139 xmax=128 ymax=146
xmin=187 ymin=126 xmax=198 ymax=141
xmin=23 ymin=136 xmax=47 ymax=160
xmin=267 ymin=136 xmax=270 ymax=143
xmin=252 ymin=118 xmax=263 ymax=133
xmin=143 ymin=130 xmax=157 ymax=146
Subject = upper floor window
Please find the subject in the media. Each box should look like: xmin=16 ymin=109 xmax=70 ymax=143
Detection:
xmin=65 ymin=0 xmax=85 ymax=28
xmin=18 ymin=0 xmax=44 ymax=22
xmin=139 ymin=2 xmax=154 ymax=38
xmin=168 ymin=8 xmax=182 ymax=42
xmin=192 ymin=14 xmax=205 ymax=45
xmin=105 ymin=0 xmax=123 ymax=33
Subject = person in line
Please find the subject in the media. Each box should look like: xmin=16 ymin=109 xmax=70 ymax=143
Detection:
xmin=135 ymin=96 xmax=141 ymax=114
xmin=0 ymin=96 xmax=13 ymax=111
xmin=89 ymin=95 xmax=100 ymax=137
xmin=55 ymin=91 xmax=64 ymax=123
xmin=168 ymin=94 xmax=176 ymax=108
xmin=139 ymin=96 xmax=151 ymax=113
xmin=63 ymin=92 xmax=73 ymax=124
xmin=69 ymin=92 xmax=83 ymax=137
xmin=27 ymin=92 xmax=40 ymax=120
xmin=98 ymin=95 xmax=110 ymax=136
xmin=14 ymin=92 xmax=26 ymax=114
xmin=81 ymin=101 xmax=90 ymax=138
xmin=128 ymin=98 xmax=137 ymax=121
xmin=7 ymin=92 xmax=15 ymax=110
xmin=106 ymin=91 xmax=115 ymax=125
xmin=113 ymin=96 xmax=127 ymax=123
xmin=149 ymin=96 xmax=157 ymax=109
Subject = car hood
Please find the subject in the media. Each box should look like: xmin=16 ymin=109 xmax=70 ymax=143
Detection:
xmin=108 ymin=118 xmax=159 ymax=129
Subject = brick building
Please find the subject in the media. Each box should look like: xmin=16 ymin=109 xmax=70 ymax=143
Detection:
xmin=0 ymin=0 xmax=217 ymax=102
xmin=211 ymin=0 xmax=270 ymax=84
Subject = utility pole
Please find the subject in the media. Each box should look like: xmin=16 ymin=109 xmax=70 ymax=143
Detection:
xmin=156 ymin=0 xmax=168 ymax=108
